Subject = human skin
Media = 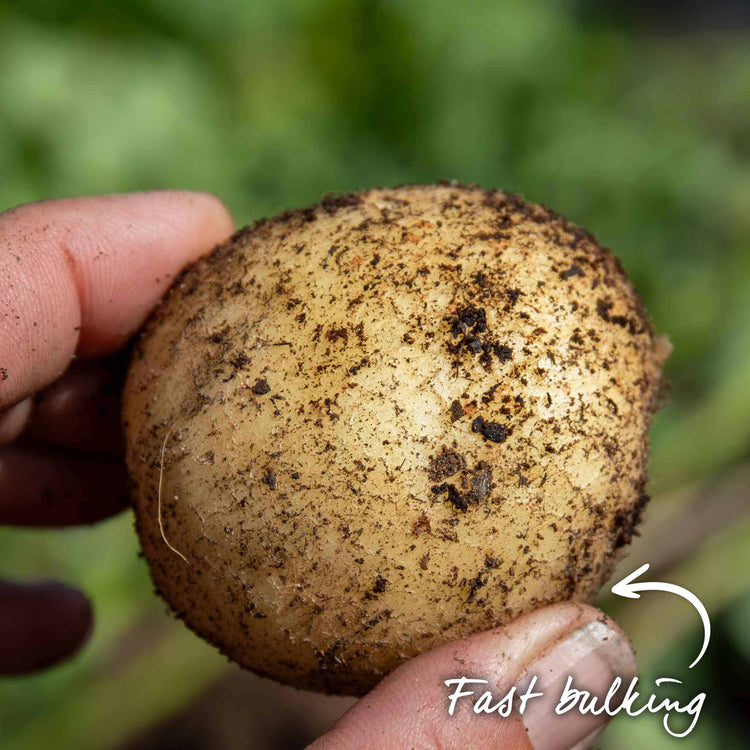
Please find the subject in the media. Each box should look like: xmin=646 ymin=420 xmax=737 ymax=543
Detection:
xmin=0 ymin=192 xmax=635 ymax=748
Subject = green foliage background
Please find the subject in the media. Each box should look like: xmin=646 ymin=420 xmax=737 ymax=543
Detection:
xmin=0 ymin=1 xmax=747 ymax=747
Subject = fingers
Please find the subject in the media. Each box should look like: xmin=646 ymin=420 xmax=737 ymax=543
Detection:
xmin=0 ymin=580 xmax=92 ymax=675
xmin=0 ymin=359 xmax=124 ymax=454
xmin=311 ymin=604 xmax=636 ymax=750
xmin=28 ymin=358 xmax=124 ymax=455
xmin=0 ymin=445 xmax=129 ymax=526
xmin=0 ymin=190 xmax=234 ymax=409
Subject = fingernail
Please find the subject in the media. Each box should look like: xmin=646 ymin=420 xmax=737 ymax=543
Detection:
xmin=569 ymin=725 xmax=607 ymax=750
xmin=0 ymin=397 xmax=33 ymax=444
xmin=517 ymin=618 xmax=636 ymax=750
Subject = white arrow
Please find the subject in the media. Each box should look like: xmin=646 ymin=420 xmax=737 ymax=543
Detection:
xmin=611 ymin=562 xmax=710 ymax=669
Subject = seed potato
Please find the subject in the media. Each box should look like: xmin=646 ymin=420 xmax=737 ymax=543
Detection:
xmin=123 ymin=183 xmax=667 ymax=695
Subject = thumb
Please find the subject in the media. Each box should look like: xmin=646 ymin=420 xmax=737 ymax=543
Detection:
xmin=311 ymin=603 xmax=636 ymax=750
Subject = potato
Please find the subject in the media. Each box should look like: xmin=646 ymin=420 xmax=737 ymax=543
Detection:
xmin=123 ymin=183 xmax=667 ymax=695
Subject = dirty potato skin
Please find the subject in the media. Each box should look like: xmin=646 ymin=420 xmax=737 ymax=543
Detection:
xmin=123 ymin=183 xmax=666 ymax=695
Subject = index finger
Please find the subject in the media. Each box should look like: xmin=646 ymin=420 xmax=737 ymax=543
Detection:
xmin=0 ymin=191 xmax=234 ymax=409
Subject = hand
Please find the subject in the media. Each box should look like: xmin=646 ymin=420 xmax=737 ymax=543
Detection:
xmin=311 ymin=603 xmax=636 ymax=749
xmin=0 ymin=191 xmax=234 ymax=674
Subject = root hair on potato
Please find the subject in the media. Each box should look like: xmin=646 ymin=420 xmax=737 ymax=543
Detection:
xmin=157 ymin=421 xmax=189 ymax=564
